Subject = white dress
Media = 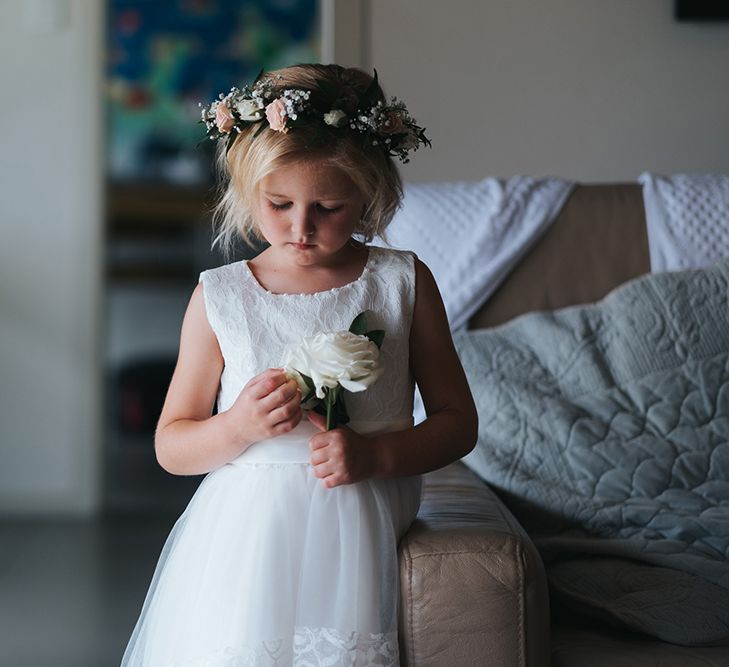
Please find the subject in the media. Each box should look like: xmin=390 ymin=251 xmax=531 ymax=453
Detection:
xmin=121 ymin=246 xmax=424 ymax=667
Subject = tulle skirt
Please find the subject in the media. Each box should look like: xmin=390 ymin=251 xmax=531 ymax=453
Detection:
xmin=121 ymin=420 xmax=423 ymax=667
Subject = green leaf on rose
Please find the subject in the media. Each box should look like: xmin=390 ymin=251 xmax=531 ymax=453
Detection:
xmin=365 ymin=329 xmax=385 ymax=349
xmin=349 ymin=312 xmax=369 ymax=336
xmin=298 ymin=373 xmax=317 ymax=404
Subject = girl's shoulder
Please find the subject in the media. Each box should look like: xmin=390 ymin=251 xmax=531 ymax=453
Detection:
xmin=197 ymin=260 xmax=254 ymax=331
xmin=369 ymin=244 xmax=418 ymax=275
xmin=367 ymin=246 xmax=419 ymax=310
xmin=198 ymin=259 xmax=246 ymax=286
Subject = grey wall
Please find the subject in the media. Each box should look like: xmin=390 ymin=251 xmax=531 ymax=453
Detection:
xmin=0 ymin=1 xmax=103 ymax=516
xmin=361 ymin=0 xmax=729 ymax=183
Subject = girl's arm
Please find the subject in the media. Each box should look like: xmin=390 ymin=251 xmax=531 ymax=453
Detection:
xmin=370 ymin=257 xmax=478 ymax=477
xmin=155 ymin=283 xmax=301 ymax=476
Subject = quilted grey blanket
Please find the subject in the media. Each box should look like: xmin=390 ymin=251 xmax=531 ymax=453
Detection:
xmin=457 ymin=257 xmax=729 ymax=646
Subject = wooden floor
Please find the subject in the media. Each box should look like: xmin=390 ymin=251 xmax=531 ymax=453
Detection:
xmin=0 ymin=514 xmax=178 ymax=666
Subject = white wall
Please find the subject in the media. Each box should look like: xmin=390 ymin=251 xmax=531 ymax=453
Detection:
xmin=0 ymin=1 xmax=103 ymax=516
xmin=361 ymin=0 xmax=729 ymax=183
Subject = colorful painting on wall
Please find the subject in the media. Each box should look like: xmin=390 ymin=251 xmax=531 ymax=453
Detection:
xmin=106 ymin=0 xmax=320 ymax=185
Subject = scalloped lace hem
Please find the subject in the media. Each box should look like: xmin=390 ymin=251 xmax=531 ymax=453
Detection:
xmin=166 ymin=625 xmax=399 ymax=667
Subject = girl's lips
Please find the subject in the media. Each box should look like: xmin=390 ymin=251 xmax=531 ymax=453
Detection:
xmin=291 ymin=242 xmax=315 ymax=250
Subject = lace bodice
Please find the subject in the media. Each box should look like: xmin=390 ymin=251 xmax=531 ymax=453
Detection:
xmin=198 ymin=245 xmax=416 ymax=427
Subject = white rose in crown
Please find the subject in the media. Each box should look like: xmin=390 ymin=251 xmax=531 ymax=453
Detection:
xmin=282 ymin=312 xmax=385 ymax=430
xmin=323 ymin=109 xmax=348 ymax=127
xmin=235 ymin=98 xmax=263 ymax=121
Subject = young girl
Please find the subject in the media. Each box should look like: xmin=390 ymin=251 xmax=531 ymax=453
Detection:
xmin=121 ymin=63 xmax=477 ymax=666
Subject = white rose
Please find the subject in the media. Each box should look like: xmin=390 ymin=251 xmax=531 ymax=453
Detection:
xmin=235 ymin=98 xmax=263 ymax=121
xmin=323 ymin=109 xmax=347 ymax=127
xmin=283 ymin=331 xmax=383 ymax=400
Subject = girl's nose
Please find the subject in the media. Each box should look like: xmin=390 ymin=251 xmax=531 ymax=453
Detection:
xmin=291 ymin=207 xmax=316 ymax=238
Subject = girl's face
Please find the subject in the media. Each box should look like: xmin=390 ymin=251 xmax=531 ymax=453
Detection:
xmin=255 ymin=160 xmax=366 ymax=267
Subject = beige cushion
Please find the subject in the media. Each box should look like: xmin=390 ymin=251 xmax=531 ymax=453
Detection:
xmin=398 ymin=462 xmax=549 ymax=667
xmin=470 ymin=183 xmax=650 ymax=328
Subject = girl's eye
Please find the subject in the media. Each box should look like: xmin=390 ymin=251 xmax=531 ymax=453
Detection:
xmin=317 ymin=204 xmax=341 ymax=214
xmin=268 ymin=201 xmax=341 ymax=213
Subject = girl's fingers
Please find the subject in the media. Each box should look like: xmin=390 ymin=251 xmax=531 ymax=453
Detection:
xmin=247 ymin=369 xmax=289 ymax=399
xmin=313 ymin=460 xmax=335 ymax=480
xmin=308 ymin=432 xmax=328 ymax=451
xmin=270 ymin=415 xmax=301 ymax=436
xmin=319 ymin=471 xmax=337 ymax=488
xmin=260 ymin=378 xmax=300 ymax=410
xmin=269 ymin=392 xmax=302 ymax=428
xmin=245 ymin=368 xmax=283 ymax=387
xmin=306 ymin=410 xmax=327 ymax=432
xmin=309 ymin=448 xmax=329 ymax=466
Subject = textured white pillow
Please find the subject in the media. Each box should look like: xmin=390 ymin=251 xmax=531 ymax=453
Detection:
xmin=639 ymin=172 xmax=729 ymax=272
xmin=373 ymin=176 xmax=574 ymax=424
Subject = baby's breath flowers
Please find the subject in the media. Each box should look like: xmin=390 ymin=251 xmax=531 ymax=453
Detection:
xmin=348 ymin=97 xmax=427 ymax=163
xmin=198 ymin=70 xmax=430 ymax=163
xmin=282 ymin=312 xmax=385 ymax=430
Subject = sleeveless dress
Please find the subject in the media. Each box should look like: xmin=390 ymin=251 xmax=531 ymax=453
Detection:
xmin=121 ymin=245 xmax=424 ymax=667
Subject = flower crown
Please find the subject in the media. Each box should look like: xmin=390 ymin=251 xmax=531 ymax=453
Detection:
xmin=198 ymin=69 xmax=430 ymax=164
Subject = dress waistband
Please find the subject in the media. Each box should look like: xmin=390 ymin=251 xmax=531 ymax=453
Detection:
xmin=229 ymin=417 xmax=414 ymax=465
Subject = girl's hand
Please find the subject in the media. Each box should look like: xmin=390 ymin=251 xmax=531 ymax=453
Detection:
xmin=227 ymin=368 xmax=302 ymax=446
xmin=307 ymin=411 xmax=378 ymax=488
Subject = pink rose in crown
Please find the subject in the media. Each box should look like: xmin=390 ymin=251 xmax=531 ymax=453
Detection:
xmin=380 ymin=111 xmax=406 ymax=135
xmin=214 ymin=101 xmax=235 ymax=133
xmin=265 ymin=99 xmax=288 ymax=132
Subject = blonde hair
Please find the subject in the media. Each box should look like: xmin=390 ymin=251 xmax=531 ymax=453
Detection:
xmin=209 ymin=64 xmax=404 ymax=260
